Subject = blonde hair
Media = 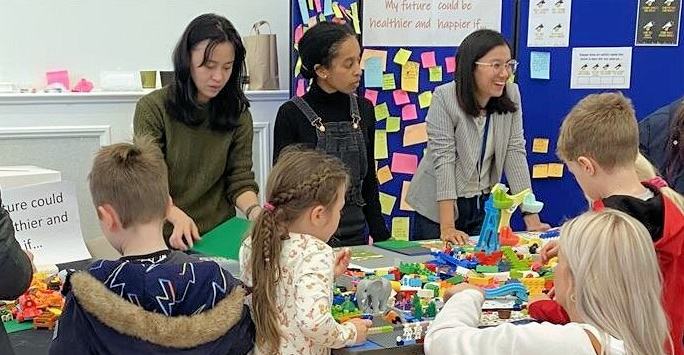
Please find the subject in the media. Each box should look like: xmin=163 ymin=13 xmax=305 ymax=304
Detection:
xmin=559 ymin=210 xmax=671 ymax=355
xmin=635 ymin=153 xmax=684 ymax=213
xmin=250 ymin=146 xmax=349 ymax=354
xmin=88 ymin=135 xmax=168 ymax=228
xmin=557 ymin=92 xmax=638 ymax=172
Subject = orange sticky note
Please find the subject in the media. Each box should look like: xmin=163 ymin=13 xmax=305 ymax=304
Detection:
xmin=393 ymin=89 xmax=410 ymax=105
xmin=403 ymin=122 xmax=428 ymax=146
xmin=401 ymin=61 xmax=419 ymax=93
xmin=532 ymin=138 xmax=550 ymax=153
xmin=361 ymin=49 xmax=388 ymax=71
xmin=445 ymin=56 xmax=456 ymax=73
xmin=377 ymin=165 xmax=393 ymax=184
xmin=532 ymin=164 xmax=549 ymax=179
xmin=548 ymin=163 xmax=564 ymax=177
xmin=421 ymin=51 xmax=437 ymax=68
xmin=400 ymin=181 xmax=414 ymax=211
xmin=402 ymin=104 xmax=418 ymax=121
xmin=391 ymin=153 xmax=418 ymax=174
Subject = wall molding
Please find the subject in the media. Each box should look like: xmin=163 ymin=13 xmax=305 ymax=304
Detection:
xmin=0 ymin=125 xmax=112 ymax=146
xmin=253 ymin=121 xmax=271 ymax=203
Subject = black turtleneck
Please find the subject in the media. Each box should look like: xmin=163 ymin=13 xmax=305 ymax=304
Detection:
xmin=273 ymin=81 xmax=390 ymax=243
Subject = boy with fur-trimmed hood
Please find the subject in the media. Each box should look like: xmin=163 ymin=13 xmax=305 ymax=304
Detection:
xmin=50 ymin=137 xmax=254 ymax=354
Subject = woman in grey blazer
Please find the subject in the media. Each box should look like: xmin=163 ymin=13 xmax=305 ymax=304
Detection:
xmin=406 ymin=29 xmax=549 ymax=245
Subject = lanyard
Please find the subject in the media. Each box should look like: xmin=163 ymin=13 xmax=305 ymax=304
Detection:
xmin=477 ymin=113 xmax=491 ymax=175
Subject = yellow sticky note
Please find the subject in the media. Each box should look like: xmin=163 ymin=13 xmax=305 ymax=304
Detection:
xmin=548 ymin=163 xmax=564 ymax=177
xmin=400 ymin=181 xmax=414 ymax=211
xmin=308 ymin=0 xmax=314 ymax=9
xmin=379 ymin=192 xmax=396 ymax=215
xmin=394 ymin=48 xmax=412 ymax=65
xmin=386 ymin=117 xmax=401 ymax=133
xmin=532 ymin=164 xmax=549 ymax=179
xmin=374 ymin=103 xmax=390 ymax=121
xmin=294 ymin=57 xmax=302 ymax=77
xmin=403 ymin=122 xmax=428 ymax=146
xmin=382 ymin=73 xmax=396 ymax=90
xmin=418 ymin=91 xmax=433 ymax=108
xmin=375 ymin=130 xmax=388 ymax=160
xmin=532 ymin=138 xmax=550 ymax=153
xmin=429 ymin=66 xmax=443 ymax=82
xmin=391 ymin=217 xmax=410 ymax=241
xmin=349 ymin=3 xmax=361 ymax=34
xmin=401 ymin=61 xmax=419 ymax=93
xmin=377 ymin=165 xmax=393 ymax=184
xmin=332 ymin=1 xmax=343 ymax=18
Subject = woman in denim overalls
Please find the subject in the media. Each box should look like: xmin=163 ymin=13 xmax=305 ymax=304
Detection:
xmin=273 ymin=22 xmax=390 ymax=246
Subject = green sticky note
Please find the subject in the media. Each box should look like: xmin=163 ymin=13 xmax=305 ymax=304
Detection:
xmin=429 ymin=66 xmax=443 ymax=82
xmin=374 ymin=130 xmax=388 ymax=160
xmin=393 ymin=48 xmax=412 ymax=65
xmin=379 ymin=192 xmax=397 ymax=215
xmin=418 ymin=91 xmax=433 ymax=109
xmin=386 ymin=117 xmax=401 ymax=133
xmin=374 ymin=102 xmax=390 ymax=120
xmin=382 ymin=73 xmax=396 ymax=90
xmin=391 ymin=217 xmax=410 ymax=241
xmin=191 ymin=217 xmax=251 ymax=260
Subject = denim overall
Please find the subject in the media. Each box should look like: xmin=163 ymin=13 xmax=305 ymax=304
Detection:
xmin=291 ymin=95 xmax=368 ymax=246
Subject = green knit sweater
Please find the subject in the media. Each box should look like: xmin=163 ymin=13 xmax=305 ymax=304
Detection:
xmin=133 ymin=87 xmax=258 ymax=234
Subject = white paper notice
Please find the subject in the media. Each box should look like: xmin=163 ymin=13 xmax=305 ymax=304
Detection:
xmin=570 ymin=47 xmax=633 ymax=89
xmin=527 ymin=0 xmax=572 ymax=47
xmin=363 ymin=0 xmax=502 ymax=47
xmin=2 ymin=181 xmax=91 ymax=265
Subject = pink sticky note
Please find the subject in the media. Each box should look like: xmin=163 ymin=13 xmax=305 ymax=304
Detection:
xmin=294 ymin=25 xmax=304 ymax=44
xmin=445 ymin=56 xmax=456 ymax=73
xmin=421 ymin=51 xmax=437 ymax=68
xmin=393 ymin=89 xmax=410 ymax=106
xmin=314 ymin=0 xmax=322 ymax=13
xmin=364 ymin=89 xmax=379 ymax=106
xmin=391 ymin=153 xmax=418 ymax=175
xmin=46 ymin=70 xmax=69 ymax=89
xmin=402 ymin=104 xmax=418 ymax=121
xmin=296 ymin=78 xmax=306 ymax=97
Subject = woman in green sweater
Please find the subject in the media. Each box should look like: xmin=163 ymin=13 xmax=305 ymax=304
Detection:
xmin=134 ymin=14 xmax=260 ymax=251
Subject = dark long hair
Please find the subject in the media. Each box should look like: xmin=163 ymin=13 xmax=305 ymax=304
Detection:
xmin=664 ymin=100 xmax=684 ymax=183
xmin=298 ymin=22 xmax=356 ymax=79
xmin=454 ymin=29 xmax=517 ymax=117
xmin=165 ymin=13 xmax=249 ymax=131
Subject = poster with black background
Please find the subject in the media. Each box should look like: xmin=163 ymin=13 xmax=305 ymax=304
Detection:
xmin=635 ymin=0 xmax=681 ymax=45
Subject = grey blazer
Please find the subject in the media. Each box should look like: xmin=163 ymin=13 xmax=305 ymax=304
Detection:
xmin=406 ymin=81 xmax=532 ymax=223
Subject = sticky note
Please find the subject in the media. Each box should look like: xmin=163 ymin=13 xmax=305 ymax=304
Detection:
xmin=374 ymin=103 xmax=390 ymax=121
xmin=379 ymin=192 xmax=396 ymax=215
xmin=308 ymin=16 xmax=317 ymax=27
xmin=297 ymin=0 xmax=310 ymax=23
xmin=308 ymin=0 xmax=314 ymax=10
xmin=403 ymin=122 xmax=428 ymax=146
xmin=294 ymin=25 xmax=304 ymax=44
xmin=445 ymin=56 xmax=457 ymax=73
xmin=394 ymin=48 xmax=412 ymax=65
xmin=332 ymin=1 xmax=343 ymax=18
xmin=324 ymin=0 xmax=333 ymax=15
xmin=421 ymin=51 xmax=437 ymax=68
xmin=401 ymin=61 xmax=419 ymax=93
xmin=377 ymin=165 xmax=393 ymax=184
xmin=429 ymin=66 xmax=443 ymax=82
xmin=402 ymin=104 xmax=418 ymax=121
xmin=530 ymin=51 xmax=551 ymax=80
xmin=548 ymin=163 xmax=564 ymax=178
xmin=386 ymin=117 xmax=401 ymax=132
xmin=294 ymin=57 xmax=302 ymax=76
xmin=392 ymin=217 xmax=410 ymax=241
xmin=400 ymin=181 xmax=414 ymax=211
xmin=532 ymin=164 xmax=549 ymax=179
xmin=382 ymin=73 xmax=396 ymax=90
xmin=375 ymin=130 xmax=388 ymax=160
xmin=364 ymin=57 xmax=383 ymax=88
xmin=418 ymin=91 xmax=433 ymax=108
xmin=349 ymin=2 xmax=361 ymax=34
xmin=296 ymin=78 xmax=306 ymax=97
xmin=532 ymin=138 xmax=550 ymax=153
xmin=314 ymin=0 xmax=322 ymax=12
xmin=393 ymin=89 xmax=410 ymax=105
xmin=391 ymin=153 xmax=418 ymax=174
xmin=364 ymin=89 xmax=379 ymax=106
xmin=361 ymin=49 xmax=388 ymax=71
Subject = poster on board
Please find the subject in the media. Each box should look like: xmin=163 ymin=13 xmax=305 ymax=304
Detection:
xmin=570 ymin=47 xmax=633 ymax=89
xmin=362 ymin=0 xmax=502 ymax=46
xmin=527 ymin=0 xmax=572 ymax=47
xmin=635 ymin=0 xmax=681 ymax=46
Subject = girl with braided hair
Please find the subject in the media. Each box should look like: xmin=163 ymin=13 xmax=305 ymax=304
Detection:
xmin=239 ymin=147 xmax=372 ymax=355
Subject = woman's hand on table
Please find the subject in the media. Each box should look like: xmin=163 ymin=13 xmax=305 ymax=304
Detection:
xmin=167 ymin=205 xmax=200 ymax=251
xmin=440 ymin=227 xmax=470 ymax=246
xmin=523 ymin=213 xmax=551 ymax=232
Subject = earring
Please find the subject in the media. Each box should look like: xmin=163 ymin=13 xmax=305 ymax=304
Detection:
xmin=322 ymin=75 xmax=328 ymax=79
xmin=570 ymin=294 xmax=577 ymax=303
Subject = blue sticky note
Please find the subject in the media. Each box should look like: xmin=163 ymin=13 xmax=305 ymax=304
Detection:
xmin=530 ymin=51 xmax=550 ymax=80
xmin=298 ymin=0 xmax=310 ymax=23
xmin=364 ymin=57 xmax=384 ymax=88
xmin=324 ymin=0 xmax=334 ymax=16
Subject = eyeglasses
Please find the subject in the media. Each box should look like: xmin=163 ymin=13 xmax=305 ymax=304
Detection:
xmin=475 ymin=59 xmax=519 ymax=74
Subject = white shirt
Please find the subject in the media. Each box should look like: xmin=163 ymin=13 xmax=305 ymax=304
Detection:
xmin=424 ymin=289 xmax=625 ymax=355
xmin=240 ymin=233 xmax=357 ymax=355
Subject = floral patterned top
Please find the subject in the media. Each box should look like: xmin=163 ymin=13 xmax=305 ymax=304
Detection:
xmin=240 ymin=233 xmax=358 ymax=355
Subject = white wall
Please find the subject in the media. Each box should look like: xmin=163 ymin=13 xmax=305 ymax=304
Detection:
xmin=0 ymin=0 xmax=289 ymax=90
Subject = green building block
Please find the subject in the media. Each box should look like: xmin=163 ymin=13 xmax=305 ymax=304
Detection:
xmin=476 ymin=265 xmax=499 ymax=273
